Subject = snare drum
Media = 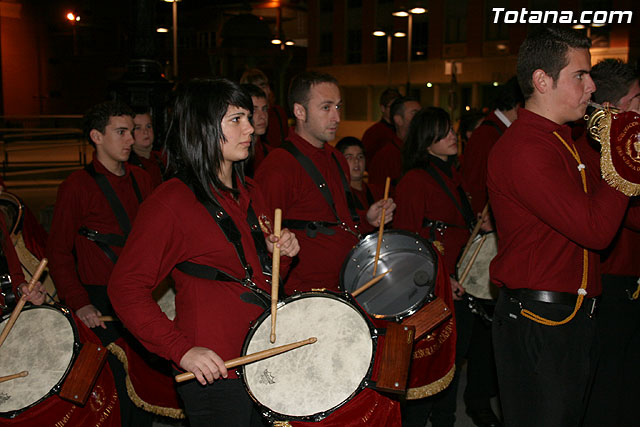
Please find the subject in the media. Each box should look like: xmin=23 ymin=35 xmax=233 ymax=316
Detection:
xmin=241 ymin=292 xmax=385 ymax=422
xmin=0 ymin=305 xmax=79 ymax=416
xmin=340 ymin=230 xmax=438 ymax=321
xmin=456 ymin=232 xmax=498 ymax=300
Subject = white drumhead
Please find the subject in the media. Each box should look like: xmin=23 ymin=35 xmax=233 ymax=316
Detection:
xmin=0 ymin=306 xmax=75 ymax=413
xmin=243 ymin=295 xmax=373 ymax=418
xmin=457 ymin=232 xmax=499 ymax=300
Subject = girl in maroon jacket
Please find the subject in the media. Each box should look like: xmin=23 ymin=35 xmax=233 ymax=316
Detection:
xmin=108 ymin=79 xmax=299 ymax=427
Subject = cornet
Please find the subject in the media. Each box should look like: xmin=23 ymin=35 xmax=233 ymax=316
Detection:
xmin=584 ymin=101 xmax=620 ymax=144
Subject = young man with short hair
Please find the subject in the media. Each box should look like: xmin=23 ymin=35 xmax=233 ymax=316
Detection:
xmin=240 ymin=83 xmax=271 ymax=175
xmin=487 ymin=26 xmax=630 ymax=427
xmin=47 ymin=100 xmax=153 ymax=426
xmin=361 ymin=88 xmax=401 ymax=163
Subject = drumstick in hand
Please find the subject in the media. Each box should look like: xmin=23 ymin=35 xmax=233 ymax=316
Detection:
xmin=98 ymin=316 xmax=117 ymax=322
xmin=0 ymin=258 xmax=48 ymax=349
xmin=352 ymin=269 xmax=392 ymax=297
xmin=457 ymin=203 xmax=489 ymax=270
xmin=174 ymin=337 xmax=317 ymax=383
xmin=0 ymin=371 xmax=28 ymax=384
xmin=270 ymin=208 xmax=282 ymax=344
xmin=373 ymin=177 xmax=391 ymax=277
xmin=458 ymin=234 xmax=487 ymax=286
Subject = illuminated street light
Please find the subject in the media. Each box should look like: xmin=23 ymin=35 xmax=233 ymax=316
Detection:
xmin=157 ymin=27 xmax=169 ymax=33
xmin=394 ymin=31 xmax=406 ymax=38
xmin=66 ymin=12 xmax=75 ymax=21
xmin=271 ymin=38 xmax=282 ymax=45
xmin=409 ymin=7 xmax=427 ymax=14
xmin=284 ymin=40 xmax=295 ymax=46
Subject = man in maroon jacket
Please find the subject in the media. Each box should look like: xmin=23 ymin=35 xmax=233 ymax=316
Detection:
xmin=368 ymin=96 xmax=421 ymax=188
xmin=487 ymin=26 xmax=631 ymax=427
xmin=460 ymin=76 xmax=522 ymax=214
xmin=255 ymin=71 xmax=395 ymax=295
xmin=46 ymin=101 xmax=153 ymax=426
xmin=361 ymin=88 xmax=400 ymax=164
xmin=582 ymin=58 xmax=640 ymax=427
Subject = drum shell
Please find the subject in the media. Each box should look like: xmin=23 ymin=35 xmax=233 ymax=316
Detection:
xmin=240 ymin=291 xmax=378 ymax=422
xmin=340 ymin=230 xmax=438 ymax=322
xmin=0 ymin=306 xmax=121 ymax=425
xmin=0 ymin=305 xmax=80 ymax=417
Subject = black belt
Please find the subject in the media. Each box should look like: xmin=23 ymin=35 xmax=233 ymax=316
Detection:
xmin=504 ymin=288 xmax=598 ymax=316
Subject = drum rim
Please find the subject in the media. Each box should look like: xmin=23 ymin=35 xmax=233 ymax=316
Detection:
xmin=239 ymin=291 xmax=378 ymax=422
xmin=0 ymin=304 xmax=80 ymax=418
xmin=0 ymin=191 xmax=24 ymax=238
xmin=339 ymin=229 xmax=439 ymax=322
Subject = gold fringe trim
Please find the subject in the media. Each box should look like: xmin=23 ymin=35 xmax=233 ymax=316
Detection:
xmin=107 ymin=342 xmax=185 ymax=419
xmin=273 ymin=422 xmax=293 ymax=427
xmin=405 ymin=364 xmax=456 ymax=400
xmin=600 ymin=111 xmax=640 ymax=196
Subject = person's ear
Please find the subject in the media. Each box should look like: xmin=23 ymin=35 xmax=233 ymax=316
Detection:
xmin=293 ymin=103 xmax=307 ymax=122
xmin=532 ymin=69 xmax=550 ymax=94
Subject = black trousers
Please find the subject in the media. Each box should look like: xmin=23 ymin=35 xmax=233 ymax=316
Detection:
xmin=583 ymin=275 xmax=640 ymax=427
xmin=492 ymin=289 xmax=598 ymax=427
xmin=456 ymin=298 xmax=498 ymax=412
xmin=85 ymin=285 xmax=153 ymax=427
xmin=176 ymin=376 xmax=266 ymax=427
xmin=402 ymin=299 xmax=498 ymax=427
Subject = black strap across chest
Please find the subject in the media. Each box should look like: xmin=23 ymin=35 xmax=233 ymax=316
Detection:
xmin=80 ymin=163 xmax=143 ymax=263
xmin=173 ymin=178 xmax=272 ymax=306
xmin=424 ymin=165 xmax=475 ymax=231
xmin=481 ymin=119 xmax=504 ymax=135
xmin=282 ymin=141 xmax=360 ymax=225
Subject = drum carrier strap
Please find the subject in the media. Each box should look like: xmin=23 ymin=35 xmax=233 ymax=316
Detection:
xmin=173 ymin=177 xmax=272 ymax=308
xmin=78 ymin=163 xmax=143 ymax=263
xmin=422 ymin=165 xmax=475 ymax=240
xmin=281 ymin=141 xmax=360 ymax=238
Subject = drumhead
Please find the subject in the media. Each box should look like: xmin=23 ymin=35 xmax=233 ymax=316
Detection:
xmin=241 ymin=292 xmax=375 ymax=421
xmin=0 ymin=305 xmax=78 ymax=416
xmin=340 ymin=230 xmax=437 ymax=321
xmin=456 ymin=232 xmax=499 ymax=300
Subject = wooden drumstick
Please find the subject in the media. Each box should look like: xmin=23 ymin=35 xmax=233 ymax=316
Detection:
xmin=0 ymin=258 xmax=48 ymax=349
xmin=457 ymin=203 xmax=489 ymax=270
xmin=270 ymin=208 xmax=282 ymax=344
xmin=0 ymin=370 xmax=28 ymax=384
xmin=174 ymin=337 xmax=317 ymax=383
xmin=458 ymin=234 xmax=487 ymax=286
xmin=352 ymin=269 xmax=392 ymax=297
xmin=98 ymin=316 xmax=117 ymax=322
xmin=373 ymin=177 xmax=391 ymax=277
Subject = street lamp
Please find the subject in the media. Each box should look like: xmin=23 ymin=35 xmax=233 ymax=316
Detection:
xmin=66 ymin=11 xmax=81 ymax=55
xmin=163 ymin=0 xmax=181 ymax=78
xmin=373 ymin=30 xmax=405 ymax=86
xmin=392 ymin=7 xmax=427 ymax=93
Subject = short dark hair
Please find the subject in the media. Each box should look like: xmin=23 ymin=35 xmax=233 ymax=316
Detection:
xmin=390 ymin=96 xmax=419 ymax=120
xmin=591 ymin=59 xmax=639 ymax=105
xmin=240 ymin=68 xmax=269 ymax=86
xmin=458 ymin=109 xmax=486 ymax=143
xmin=165 ymin=78 xmax=253 ymax=203
xmin=491 ymin=76 xmax=524 ymax=111
xmin=83 ymin=101 xmax=134 ymax=147
xmin=517 ymin=25 xmax=591 ymax=100
xmin=335 ymin=136 xmax=364 ymax=154
xmin=133 ymin=106 xmax=152 ymax=117
xmin=288 ymin=71 xmax=339 ymax=112
xmin=380 ymin=88 xmax=401 ymax=107
xmin=402 ymin=107 xmax=452 ymax=173
xmin=240 ymin=83 xmax=267 ymax=100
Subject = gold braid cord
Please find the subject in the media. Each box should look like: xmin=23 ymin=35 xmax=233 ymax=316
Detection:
xmin=599 ymin=111 xmax=640 ymax=196
xmin=107 ymin=342 xmax=185 ymax=419
xmin=406 ymin=365 xmax=456 ymax=400
xmin=518 ymin=132 xmax=589 ymax=326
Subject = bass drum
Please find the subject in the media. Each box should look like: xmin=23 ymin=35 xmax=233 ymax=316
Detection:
xmin=0 ymin=305 xmax=79 ymax=416
xmin=456 ymin=232 xmax=499 ymax=300
xmin=340 ymin=230 xmax=438 ymax=321
xmin=240 ymin=292 xmax=376 ymax=422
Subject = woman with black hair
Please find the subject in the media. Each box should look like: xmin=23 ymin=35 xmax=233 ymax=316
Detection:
xmin=395 ymin=107 xmax=497 ymax=427
xmin=108 ymin=78 xmax=299 ymax=426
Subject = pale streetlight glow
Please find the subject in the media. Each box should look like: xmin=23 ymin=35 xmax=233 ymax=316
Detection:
xmin=157 ymin=27 xmax=169 ymax=33
xmin=409 ymin=7 xmax=427 ymax=14
xmin=392 ymin=10 xmax=409 ymax=17
xmin=373 ymin=30 xmax=386 ymax=37
xmin=493 ymin=81 xmax=499 ymax=87
xmin=426 ymin=82 xmax=433 ymax=88
xmin=394 ymin=31 xmax=406 ymax=38
xmin=271 ymin=38 xmax=282 ymax=45
xmin=66 ymin=12 xmax=76 ymax=21
xmin=285 ymin=39 xmax=295 ymax=46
